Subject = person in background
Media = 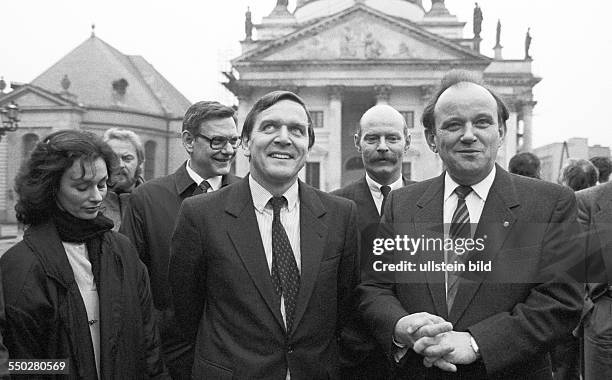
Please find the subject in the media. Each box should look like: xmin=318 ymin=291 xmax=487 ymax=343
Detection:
xmin=332 ymin=104 xmax=413 ymax=379
xmin=508 ymin=151 xmax=541 ymax=179
xmin=1 ymin=130 xmax=168 ymax=379
xmin=589 ymin=156 xmax=611 ymax=184
xmin=120 ymin=101 xmax=241 ymax=379
xmin=101 ymin=128 xmax=145 ymax=231
xmin=560 ymin=158 xmax=599 ymax=192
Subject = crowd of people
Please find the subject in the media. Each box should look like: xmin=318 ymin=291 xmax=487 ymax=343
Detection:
xmin=0 ymin=70 xmax=608 ymax=379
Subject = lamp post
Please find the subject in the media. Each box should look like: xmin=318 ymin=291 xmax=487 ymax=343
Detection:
xmin=0 ymin=101 xmax=20 ymax=141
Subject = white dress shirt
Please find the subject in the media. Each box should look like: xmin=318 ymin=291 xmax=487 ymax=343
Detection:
xmin=249 ymin=176 xmax=301 ymax=380
xmin=365 ymin=173 xmax=404 ymax=215
xmin=185 ymin=159 xmax=222 ymax=192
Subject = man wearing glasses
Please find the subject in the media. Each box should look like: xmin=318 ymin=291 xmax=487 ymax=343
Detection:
xmin=120 ymin=101 xmax=241 ymax=379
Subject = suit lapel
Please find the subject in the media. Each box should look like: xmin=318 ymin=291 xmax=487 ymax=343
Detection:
xmin=449 ymin=168 xmax=519 ymax=323
xmin=356 ymin=177 xmax=380 ymax=221
xmin=292 ymin=181 xmax=328 ymax=335
xmin=225 ymin=178 xmax=285 ymax=330
xmin=415 ymin=175 xmax=448 ymax=319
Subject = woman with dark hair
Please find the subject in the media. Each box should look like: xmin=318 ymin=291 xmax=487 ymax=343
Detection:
xmin=0 ymin=130 xmax=168 ymax=379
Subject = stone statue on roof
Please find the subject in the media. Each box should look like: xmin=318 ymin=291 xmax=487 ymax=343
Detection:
xmin=495 ymin=19 xmax=501 ymax=47
xmin=277 ymin=0 xmax=288 ymax=6
xmin=525 ymin=27 xmax=532 ymax=59
xmin=473 ymin=3 xmax=483 ymax=37
xmin=245 ymin=7 xmax=253 ymax=41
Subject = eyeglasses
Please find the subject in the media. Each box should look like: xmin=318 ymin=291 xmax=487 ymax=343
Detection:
xmin=194 ymin=133 xmax=241 ymax=150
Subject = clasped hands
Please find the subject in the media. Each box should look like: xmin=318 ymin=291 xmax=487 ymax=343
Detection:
xmin=393 ymin=312 xmax=479 ymax=372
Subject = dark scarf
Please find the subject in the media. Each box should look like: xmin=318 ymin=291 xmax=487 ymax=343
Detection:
xmin=52 ymin=206 xmax=114 ymax=286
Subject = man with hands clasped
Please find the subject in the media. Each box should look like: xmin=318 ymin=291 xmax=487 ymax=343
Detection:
xmin=358 ymin=71 xmax=582 ymax=379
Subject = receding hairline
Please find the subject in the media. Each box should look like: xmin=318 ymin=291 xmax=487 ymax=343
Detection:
xmin=358 ymin=105 xmax=407 ymax=136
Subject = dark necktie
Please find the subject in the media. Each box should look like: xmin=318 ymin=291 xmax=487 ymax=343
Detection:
xmin=446 ymin=185 xmax=473 ymax=312
xmin=269 ymin=196 xmax=300 ymax=333
xmin=380 ymin=185 xmax=391 ymax=216
xmin=191 ymin=180 xmax=211 ymax=196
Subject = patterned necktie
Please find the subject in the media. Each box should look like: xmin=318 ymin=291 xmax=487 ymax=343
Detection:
xmin=191 ymin=180 xmax=211 ymax=196
xmin=269 ymin=196 xmax=300 ymax=333
xmin=446 ymin=185 xmax=473 ymax=312
xmin=380 ymin=185 xmax=391 ymax=216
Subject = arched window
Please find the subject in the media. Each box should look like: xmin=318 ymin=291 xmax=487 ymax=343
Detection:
xmin=144 ymin=140 xmax=157 ymax=180
xmin=22 ymin=133 xmax=39 ymax=162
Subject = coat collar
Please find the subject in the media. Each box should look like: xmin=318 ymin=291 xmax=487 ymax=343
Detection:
xmin=24 ymin=222 xmax=78 ymax=288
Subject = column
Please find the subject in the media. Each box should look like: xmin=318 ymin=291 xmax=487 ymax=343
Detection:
xmin=235 ymin=85 xmax=253 ymax=177
xmin=375 ymin=85 xmax=392 ymax=105
xmin=521 ymin=101 xmax=535 ymax=152
xmin=326 ymin=86 xmax=343 ymax=191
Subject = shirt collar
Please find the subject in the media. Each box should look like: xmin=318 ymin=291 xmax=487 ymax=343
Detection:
xmin=444 ymin=165 xmax=496 ymax=202
xmin=249 ymin=176 xmax=299 ymax=213
xmin=365 ymin=173 xmax=404 ymax=196
xmin=186 ymin=159 xmax=222 ymax=191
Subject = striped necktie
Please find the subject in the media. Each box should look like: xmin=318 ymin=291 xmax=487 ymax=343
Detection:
xmin=446 ymin=185 xmax=473 ymax=312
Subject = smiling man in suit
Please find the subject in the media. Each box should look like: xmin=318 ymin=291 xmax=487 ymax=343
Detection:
xmin=120 ymin=100 xmax=241 ymax=379
xmin=332 ymin=104 xmax=413 ymax=379
xmin=358 ymin=71 xmax=583 ymax=379
xmin=169 ymin=90 xmax=359 ymax=379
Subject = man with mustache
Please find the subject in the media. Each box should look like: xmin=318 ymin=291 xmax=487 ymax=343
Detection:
xmin=169 ymin=91 xmax=360 ymax=378
xmin=332 ymin=104 xmax=414 ymax=379
xmin=120 ymin=101 xmax=241 ymax=379
xmin=101 ymin=128 xmax=145 ymax=231
xmin=358 ymin=71 xmax=582 ymax=379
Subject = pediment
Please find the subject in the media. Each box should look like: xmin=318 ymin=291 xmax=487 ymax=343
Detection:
xmin=0 ymin=85 xmax=79 ymax=108
xmin=237 ymin=5 xmax=486 ymax=63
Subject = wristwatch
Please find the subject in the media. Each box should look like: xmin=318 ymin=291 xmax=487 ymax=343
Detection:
xmin=470 ymin=336 xmax=481 ymax=358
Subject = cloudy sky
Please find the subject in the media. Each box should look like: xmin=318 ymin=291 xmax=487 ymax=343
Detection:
xmin=1 ymin=0 xmax=610 ymax=148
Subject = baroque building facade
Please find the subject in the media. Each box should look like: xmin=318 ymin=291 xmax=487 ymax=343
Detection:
xmin=226 ymin=0 xmax=540 ymax=190
xmin=0 ymin=32 xmax=190 ymax=222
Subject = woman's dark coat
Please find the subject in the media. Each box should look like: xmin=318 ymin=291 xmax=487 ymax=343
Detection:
xmin=0 ymin=222 xmax=168 ymax=379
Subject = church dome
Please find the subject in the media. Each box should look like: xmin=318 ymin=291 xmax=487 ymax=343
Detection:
xmin=294 ymin=0 xmax=425 ymax=24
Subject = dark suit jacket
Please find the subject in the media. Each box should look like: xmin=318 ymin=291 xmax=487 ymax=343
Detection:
xmin=120 ymin=162 xmax=240 ymax=310
xmin=119 ymin=162 xmax=239 ymax=377
xmin=169 ymin=177 xmax=360 ymax=379
xmin=331 ymin=175 xmax=414 ymax=377
xmin=576 ymin=181 xmax=612 ymax=299
xmin=358 ymin=166 xmax=583 ymax=379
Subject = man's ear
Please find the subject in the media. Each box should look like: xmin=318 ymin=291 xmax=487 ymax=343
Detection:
xmin=181 ymin=131 xmax=194 ymax=154
xmin=425 ymin=128 xmax=438 ymax=153
xmin=354 ymin=134 xmax=361 ymax=152
xmin=242 ymin=138 xmax=251 ymax=157
xmin=498 ymin=123 xmax=507 ymax=148
xmin=405 ymin=134 xmax=411 ymax=152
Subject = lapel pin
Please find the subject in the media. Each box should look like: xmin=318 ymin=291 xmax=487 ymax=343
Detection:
xmin=503 ymin=221 xmax=510 ymax=227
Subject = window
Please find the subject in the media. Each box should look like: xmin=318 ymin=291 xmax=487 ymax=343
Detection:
xmin=400 ymin=111 xmax=414 ymax=129
xmin=402 ymin=162 xmax=412 ymax=180
xmin=144 ymin=140 xmax=157 ymax=180
xmin=22 ymin=133 xmax=39 ymax=162
xmin=311 ymin=111 xmax=324 ymax=128
xmin=306 ymin=162 xmax=320 ymax=189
